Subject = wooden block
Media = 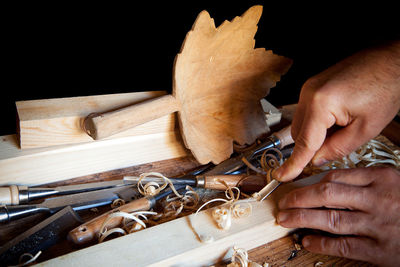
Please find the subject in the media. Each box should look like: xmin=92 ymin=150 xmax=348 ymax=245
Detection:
xmin=38 ymin=173 xmax=327 ymax=266
xmin=0 ymin=132 xmax=188 ymax=186
xmin=16 ymin=91 xmax=175 ymax=149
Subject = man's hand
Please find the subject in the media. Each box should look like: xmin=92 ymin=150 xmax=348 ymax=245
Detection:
xmin=274 ymin=41 xmax=400 ymax=181
xmin=277 ymin=167 xmax=400 ymax=266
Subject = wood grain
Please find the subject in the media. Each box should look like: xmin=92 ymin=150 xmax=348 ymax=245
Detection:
xmin=0 ymin=132 xmax=188 ymax=186
xmin=84 ymin=6 xmax=292 ymax=165
xmin=16 ymin=91 xmax=175 ymax=149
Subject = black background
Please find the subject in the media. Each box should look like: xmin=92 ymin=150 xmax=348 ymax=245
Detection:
xmin=2 ymin=1 xmax=398 ymax=135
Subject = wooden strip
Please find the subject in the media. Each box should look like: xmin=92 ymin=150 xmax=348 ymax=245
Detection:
xmin=37 ymin=173 xmax=327 ymax=266
xmin=16 ymin=91 xmax=175 ymax=149
xmin=0 ymin=132 xmax=188 ymax=186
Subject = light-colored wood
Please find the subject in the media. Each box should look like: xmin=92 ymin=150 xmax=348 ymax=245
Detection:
xmin=38 ymin=172 xmax=327 ymax=267
xmin=16 ymin=91 xmax=175 ymax=149
xmin=202 ymin=174 xmax=265 ymax=191
xmin=85 ymin=95 xmax=179 ymax=140
xmin=85 ymin=5 xmax=292 ymax=165
xmin=0 ymin=132 xmax=188 ymax=186
xmin=68 ymin=197 xmax=152 ymax=245
xmin=274 ymin=125 xmax=294 ymax=148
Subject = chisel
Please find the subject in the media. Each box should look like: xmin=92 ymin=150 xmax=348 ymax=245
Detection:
xmin=204 ymin=125 xmax=294 ymax=175
xmin=0 ymin=180 xmax=129 ymax=205
xmin=68 ymin=184 xmax=186 ymax=245
xmin=0 ymin=186 xmax=139 ymax=223
xmin=124 ymin=174 xmax=267 ymax=192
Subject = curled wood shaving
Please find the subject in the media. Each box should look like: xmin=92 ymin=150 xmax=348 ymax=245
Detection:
xmin=8 ymin=251 xmax=42 ymax=267
xmin=133 ymin=172 xmax=184 ymax=198
xmin=227 ymin=247 xmax=263 ymax=267
xmin=111 ymin=198 xmax=126 ymax=208
xmin=305 ymin=138 xmax=400 ymax=174
xmin=98 ymin=211 xmax=157 ymax=243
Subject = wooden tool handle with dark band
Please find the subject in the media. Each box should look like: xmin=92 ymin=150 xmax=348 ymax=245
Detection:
xmin=68 ymin=197 xmax=153 ymax=244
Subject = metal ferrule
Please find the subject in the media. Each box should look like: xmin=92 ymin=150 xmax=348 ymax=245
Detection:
xmin=195 ymin=176 xmax=205 ymax=188
xmin=17 ymin=186 xmax=29 ymax=204
xmin=252 ymin=135 xmax=281 ymax=156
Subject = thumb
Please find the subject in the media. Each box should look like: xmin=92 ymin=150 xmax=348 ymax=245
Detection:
xmin=274 ymin=112 xmax=335 ymax=182
xmin=312 ymin=118 xmax=376 ymax=165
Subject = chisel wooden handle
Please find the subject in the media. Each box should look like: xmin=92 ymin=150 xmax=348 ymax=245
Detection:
xmin=68 ymin=197 xmax=153 ymax=244
xmin=197 ymin=174 xmax=266 ymax=191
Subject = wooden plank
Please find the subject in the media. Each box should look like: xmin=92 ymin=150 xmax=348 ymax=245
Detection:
xmin=16 ymin=91 xmax=175 ymax=149
xmin=0 ymin=132 xmax=188 ymax=186
xmin=37 ymin=173 xmax=327 ymax=267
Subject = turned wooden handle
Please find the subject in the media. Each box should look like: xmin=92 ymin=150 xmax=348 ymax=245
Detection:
xmin=83 ymin=94 xmax=179 ymax=140
xmin=202 ymin=174 xmax=266 ymax=191
xmin=274 ymin=125 xmax=294 ymax=148
xmin=0 ymin=186 xmax=23 ymax=205
xmin=68 ymin=197 xmax=152 ymax=244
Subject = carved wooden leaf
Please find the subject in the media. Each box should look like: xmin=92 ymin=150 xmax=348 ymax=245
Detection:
xmin=173 ymin=5 xmax=293 ymax=164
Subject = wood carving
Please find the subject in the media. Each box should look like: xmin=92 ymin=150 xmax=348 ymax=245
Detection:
xmin=84 ymin=5 xmax=292 ymax=165
xmin=174 ymin=5 xmax=292 ymax=164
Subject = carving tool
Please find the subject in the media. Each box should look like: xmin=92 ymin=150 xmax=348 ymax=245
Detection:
xmin=0 ymin=186 xmax=139 ymax=223
xmin=68 ymin=185 xmax=186 ymax=245
xmin=0 ymin=206 xmax=83 ymax=266
xmin=256 ymin=172 xmax=329 ymax=201
xmin=204 ymin=126 xmax=294 ymax=175
xmin=0 ymin=180 xmax=129 ymax=205
xmin=124 ymin=174 xmax=267 ymax=192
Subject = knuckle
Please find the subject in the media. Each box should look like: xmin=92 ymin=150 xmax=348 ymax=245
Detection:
xmin=319 ymin=182 xmax=335 ymax=203
xmin=326 ymin=141 xmax=351 ymax=159
xmin=327 ymin=210 xmax=341 ymax=233
xmin=337 ymin=238 xmax=352 ymax=258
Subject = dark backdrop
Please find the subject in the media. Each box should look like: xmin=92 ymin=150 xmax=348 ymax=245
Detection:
xmin=2 ymin=1 xmax=398 ymax=135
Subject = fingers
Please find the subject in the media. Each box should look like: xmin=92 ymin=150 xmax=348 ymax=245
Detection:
xmin=302 ymin=235 xmax=381 ymax=264
xmin=274 ymin=109 xmax=336 ymax=182
xmin=278 ymin=182 xmax=372 ymax=211
xmin=312 ymin=118 xmax=378 ymax=165
xmin=321 ymin=168 xmax=376 ymax=186
xmin=277 ymin=209 xmax=373 ymax=236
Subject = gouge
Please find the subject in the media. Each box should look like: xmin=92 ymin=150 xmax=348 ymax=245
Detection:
xmin=204 ymin=125 xmax=294 ymax=175
xmin=0 ymin=186 xmax=138 ymax=223
xmin=68 ymin=185 xmax=186 ymax=245
xmin=124 ymin=174 xmax=267 ymax=192
xmin=0 ymin=180 xmax=129 ymax=205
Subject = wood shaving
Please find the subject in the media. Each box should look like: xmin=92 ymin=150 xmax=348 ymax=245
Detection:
xmin=227 ymin=247 xmax=263 ymax=267
xmin=304 ymin=138 xmax=400 ymax=175
xmin=98 ymin=211 xmax=157 ymax=243
xmin=8 ymin=251 xmax=42 ymax=267
xmin=133 ymin=172 xmax=184 ymax=198
xmin=314 ymin=262 xmax=324 ymax=267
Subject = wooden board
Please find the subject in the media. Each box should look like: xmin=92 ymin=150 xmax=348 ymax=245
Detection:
xmin=16 ymin=91 xmax=175 ymax=149
xmin=0 ymin=132 xmax=188 ymax=186
xmin=37 ymin=173 xmax=328 ymax=267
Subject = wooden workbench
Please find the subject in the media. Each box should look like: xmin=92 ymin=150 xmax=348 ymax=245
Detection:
xmin=2 ymin=109 xmax=398 ymax=266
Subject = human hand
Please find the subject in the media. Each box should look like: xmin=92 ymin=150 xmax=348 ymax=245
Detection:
xmin=274 ymin=41 xmax=400 ymax=182
xmin=277 ymin=167 xmax=400 ymax=266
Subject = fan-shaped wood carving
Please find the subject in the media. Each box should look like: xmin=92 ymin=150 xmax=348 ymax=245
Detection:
xmin=174 ymin=5 xmax=292 ymax=163
xmin=84 ymin=5 xmax=292 ymax=164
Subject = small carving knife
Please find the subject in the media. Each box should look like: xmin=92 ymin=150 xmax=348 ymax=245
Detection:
xmin=0 ymin=186 xmax=139 ymax=223
xmin=256 ymin=179 xmax=281 ymax=201
xmin=0 ymin=180 xmax=129 ymax=205
xmin=68 ymin=184 xmax=186 ymax=245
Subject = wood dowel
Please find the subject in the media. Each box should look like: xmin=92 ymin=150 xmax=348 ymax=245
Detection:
xmin=84 ymin=95 xmax=179 ymax=140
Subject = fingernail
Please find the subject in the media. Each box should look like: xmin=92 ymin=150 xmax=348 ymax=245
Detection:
xmin=302 ymin=236 xmax=311 ymax=248
xmin=277 ymin=212 xmax=289 ymax=224
xmin=313 ymin=156 xmax=328 ymax=167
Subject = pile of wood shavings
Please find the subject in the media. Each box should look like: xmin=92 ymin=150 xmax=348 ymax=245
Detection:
xmin=304 ymin=137 xmax=400 ymax=175
xmin=227 ymin=247 xmax=269 ymax=267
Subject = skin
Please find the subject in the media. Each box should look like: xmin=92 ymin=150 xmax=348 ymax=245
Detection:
xmin=273 ymin=41 xmax=400 ymax=266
